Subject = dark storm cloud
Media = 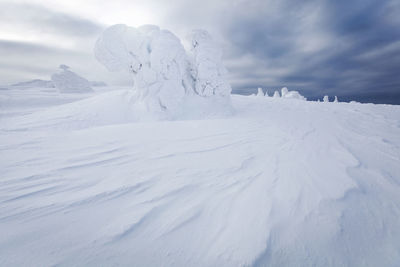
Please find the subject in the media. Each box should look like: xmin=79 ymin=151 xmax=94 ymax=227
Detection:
xmin=216 ymin=0 xmax=400 ymax=103
xmin=0 ymin=2 xmax=104 ymax=37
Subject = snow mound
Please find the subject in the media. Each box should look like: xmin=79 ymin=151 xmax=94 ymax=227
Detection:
xmin=11 ymin=79 xmax=55 ymax=88
xmin=282 ymin=90 xmax=306 ymax=100
xmin=280 ymin=87 xmax=306 ymax=100
xmin=51 ymin=65 xmax=93 ymax=93
xmin=94 ymin=24 xmax=232 ymax=117
xmin=1 ymin=90 xmax=137 ymax=130
xmin=2 ymin=89 xmax=234 ymax=131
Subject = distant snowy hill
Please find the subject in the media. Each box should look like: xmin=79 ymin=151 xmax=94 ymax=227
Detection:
xmin=51 ymin=65 xmax=93 ymax=93
xmin=1 ymin=85 xmax=400 ymax=266
xmin=11 ymin=79 xmax=55 ymax=88
xmin=10 ymin=79 xmax=107 ymax=89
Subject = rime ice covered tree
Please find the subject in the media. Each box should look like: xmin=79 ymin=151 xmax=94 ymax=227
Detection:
xmin=257 ymin=87 xmax=264 ymax=97
xmin=94 ymin=24 xmax=189 ymax=112
xmin=187 ymin=30 xmax=232 ymax=97
xmin=94 ymin=25 xmax=232 ymax=114
xmin=51 ymin=65 xmax=93 ymax=93
xmin=281 ymin=87 xmax=289 ymax=97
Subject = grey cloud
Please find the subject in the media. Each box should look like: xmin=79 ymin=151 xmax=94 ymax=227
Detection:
xmin=0 ymin=2 xmax=104 ymax=37
xmin=0 ymin=39 xmax=132 ymax=87
xmin=208 ymin=0 xmax=400 ymax=104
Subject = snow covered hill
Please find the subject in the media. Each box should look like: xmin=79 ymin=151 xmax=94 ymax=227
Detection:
xmin=1 ymin=86 xmax=400 ymax=266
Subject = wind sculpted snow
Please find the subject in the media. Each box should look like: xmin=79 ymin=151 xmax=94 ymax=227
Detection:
xmin=1 ymin=86 xmax=400 ymax=266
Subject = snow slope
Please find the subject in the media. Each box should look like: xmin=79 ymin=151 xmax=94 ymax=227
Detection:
xmin=1 ymin=87 xmax=400 ymax=266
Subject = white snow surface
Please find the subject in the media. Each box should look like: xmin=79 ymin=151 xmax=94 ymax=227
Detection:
xmin=51 ymin=65 xmax=93 ymax=93
xmin=1 ymin=86 xmax=400 ymax=266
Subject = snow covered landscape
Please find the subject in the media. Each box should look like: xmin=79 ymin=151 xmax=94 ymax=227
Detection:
xmin=1 ymin=16 xmax=400 ymax=267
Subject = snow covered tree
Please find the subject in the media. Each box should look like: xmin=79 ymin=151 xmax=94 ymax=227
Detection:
xmin=95 ymin=24 xmax=232 ymax=115
xmin=334 ymin=96 xmax=338 ymax=103
xmin=51 ymin=65 xmax=93 ymax=93
xmin=257 ymin=87 xmax=264 ymax=97
xmin=273 ymin=90 xmax=280 ymax=98
xmin=281 ymin=87 xmax=289 ymax=97
xmin=187 ymin=30 xmax=232 ymax=97
xmin=94 ymin=24 xmax=189 ymax=112
xmin=281 ymin=90 xmax=306 ymax=101
xmin=323 ymin=95 xmax=329 ymax=102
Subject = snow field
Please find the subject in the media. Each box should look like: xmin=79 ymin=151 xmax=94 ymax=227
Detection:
xmin=1 ymin=87 xmax=400 ymax=266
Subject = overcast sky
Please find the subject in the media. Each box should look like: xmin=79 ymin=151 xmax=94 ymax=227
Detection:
xmin=1 ymin=0 xmax=399 ymax=103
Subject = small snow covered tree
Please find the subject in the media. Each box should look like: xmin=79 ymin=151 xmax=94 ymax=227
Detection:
xmin=257 ymin=87 xmax=264 ymax=97
xmin=51 ymin=65 xmax=93 ymax=93
xmin=334 ymin=96 xmax=338 ymax=103
xmin=323 ymin=95 xmax=329 ymax=102
xmin=273 ymin=90 xmax=280 ymax=98
xmin=281 ymin=87 xmax=289 ymax=97
xmin=59 ymin=64 xmax=70 ymax=71
xmin=281 ymin=89 xmax=306 ymax=101
xmin=275 ymin=87 xmax=307 ymax=101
